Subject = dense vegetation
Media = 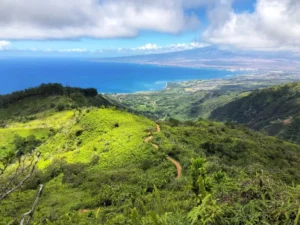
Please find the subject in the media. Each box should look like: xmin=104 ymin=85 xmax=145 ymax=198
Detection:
xmin=1 ymin=103 xmax=300 ymax=224
xmin=210 ymin=82 xmax=300 ymax=144
xmin=0 ymin=83 xmax=113 ymax=121
xmin=0 ymin=83 xmax=98 ymax=108
xmin=107 ymin=78 xmax=294 ymax=121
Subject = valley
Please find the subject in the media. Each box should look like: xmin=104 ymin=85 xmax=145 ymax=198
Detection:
xmin=108 ymin=72 xmax=300 ymax=121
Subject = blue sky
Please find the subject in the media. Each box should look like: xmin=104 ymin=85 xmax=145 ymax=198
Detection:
xmin=0 ymin=0 xmax=300 ymax=57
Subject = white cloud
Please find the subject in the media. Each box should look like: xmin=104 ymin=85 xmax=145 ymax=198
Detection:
xmin=137 ymin=43 xmax=161 ymax=50
xmin=0 ymin=0 xmax=201 ymax=40
xmin=167 ymin=42 xmax=209 ymax=51
xmin=12 ymin=41 xmax=207 ymax=55
xmin=130 ymin=42 xmax=208 ymax=53
xmin=0 ymin=40 xmax=11 ymax=50
xmin=203 ymin=0 xmax=300 ymax=51
xmin=57 ymin=48 xmax=88 ymax=53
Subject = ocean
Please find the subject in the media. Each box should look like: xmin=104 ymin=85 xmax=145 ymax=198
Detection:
xmin=0 ymin=58 xmax=240 ymax=94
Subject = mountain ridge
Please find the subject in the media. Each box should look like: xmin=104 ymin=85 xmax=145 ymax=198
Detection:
xmin=210 ymin=82 xmax=300 ymax=144
xmin=100 ymin=46 xmax=300 ymax=70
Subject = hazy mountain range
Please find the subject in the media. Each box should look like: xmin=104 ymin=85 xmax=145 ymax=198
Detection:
xmin=101 ymin=46 xmax=300 ymax=71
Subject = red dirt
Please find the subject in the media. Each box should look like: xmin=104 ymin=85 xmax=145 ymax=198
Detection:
xmin=152 ymin=144 xmax=159 ymax=150
xmin=144 ymin=136 xmax=153 ymax=143
xmin=167 ymin=156 xmax=182 ymax=179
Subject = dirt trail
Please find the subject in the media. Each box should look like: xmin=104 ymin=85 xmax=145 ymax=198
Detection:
xmin=144 ymin=136 xmax=153 ymax=143
xmin=80 ymin=124 xmax=181 ymax=213
xmin=167 ymin=156 xmax=182 ymax=179
xmin=156 ymin=124 xmax=161 ymax=133
xmin=144 ymin=123 xmax=182 ymax=179
xmin=152 ymin=144 xmax=159 ymax=150
xmin=78 ymin=209 xmax=91 ymax=214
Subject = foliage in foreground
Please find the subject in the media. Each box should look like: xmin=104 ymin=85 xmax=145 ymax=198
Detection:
xmin=0 ymin=107 xmax=300 ymax=224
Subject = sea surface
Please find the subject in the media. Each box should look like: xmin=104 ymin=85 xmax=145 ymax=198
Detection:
xmin=0 ymin=58 xmax=242 ymax=94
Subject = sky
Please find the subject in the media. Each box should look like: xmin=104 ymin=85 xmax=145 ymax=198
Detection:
xmin=0 ymin=0 xmax=300 ymax=57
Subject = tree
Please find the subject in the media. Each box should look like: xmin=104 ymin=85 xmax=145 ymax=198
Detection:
xmin=0 ymin=152 xmax=41 ymax=201
xmin=0 ymin=152 xmax=43 ymax=225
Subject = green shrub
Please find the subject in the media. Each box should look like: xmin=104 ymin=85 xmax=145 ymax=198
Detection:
xmin=56 ymin=103 xmax=65 ymax=111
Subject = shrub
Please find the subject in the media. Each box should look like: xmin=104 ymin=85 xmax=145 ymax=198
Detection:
xmin=90 ymin=155 xmax=100 ymax=166
xmin=0 ymin=120 xmax=7 ymax=128
xmin=62 ymin=163 xmax=87 ymax=187
xmin=13 ymin=134 xmax=42 ymax=156
xmin=56 ymin=103 xmax=65 ymax=112
xmin=75 ymin=129 xmax=84 ymax=137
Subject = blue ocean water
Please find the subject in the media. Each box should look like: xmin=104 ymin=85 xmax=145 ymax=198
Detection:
xmin=0 ymin=58 xmax=240 ymax=94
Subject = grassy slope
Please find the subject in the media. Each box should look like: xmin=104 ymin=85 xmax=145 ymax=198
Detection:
xmin=37 ymin=108 xmax=156 ymax=169
xmin=1 ymin=108 xmax=171 ymax=224
xmin=210 ymin=82 xmax=300 ymax=144
xmin=0 ymin=111 xmax=74 ymax=158
xmin=1 ymin=108 xmax=300 ymax=224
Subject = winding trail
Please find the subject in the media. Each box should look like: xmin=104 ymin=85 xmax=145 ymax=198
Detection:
xmin=78 ymin=123 xmax=182 ymax=214
xmin=144 ymin=136 xmax=154 ymax=143
xmin=144 ymin=123 xmax=182 ymax=179
xmin=167 ymin=156 xmax=182 ymax=179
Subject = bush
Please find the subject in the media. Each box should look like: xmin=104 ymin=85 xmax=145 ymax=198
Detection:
xmin=61 ymin=163 xmax=87 ymax=187
xmin=43 ymin=159 xmax=65 ymax=181
xmin=0 ymin=120 xmax=7 ymax=128
xmin=56 ymin=103 xmax=65 ymax=112
xmin=90 ymin=155 xmax=100 ymax=166
xmin=14 ymin=135 xmax=42 ymax=156
xmin=168 ymin=118 xmax=180 ymax=127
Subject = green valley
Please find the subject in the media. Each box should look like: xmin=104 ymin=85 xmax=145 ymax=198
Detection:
xmin=107 ymin=74 xmax=297 ymax=121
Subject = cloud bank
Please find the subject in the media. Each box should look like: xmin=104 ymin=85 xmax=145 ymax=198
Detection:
xmin=204 ymin=0 xmax=300 ymax=51
xmin=0 ymin=0 xmax=201 ymax=40
xmin=1 ymin=0 xmax=300 ymax=52
xmin=32 ymin=42 xmax=207 ymax=55
xmin=131 ymin=42 xmax=207 ymax=52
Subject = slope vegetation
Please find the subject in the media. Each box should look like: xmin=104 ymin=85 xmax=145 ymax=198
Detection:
xmin=1 ymin=106 xmax=300 ymax=224
xmin=210 ymin=82 xmax=300 ymax=144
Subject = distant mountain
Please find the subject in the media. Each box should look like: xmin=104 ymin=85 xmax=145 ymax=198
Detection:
xmin=102 ymin=46 xmax=300 ymax=70
xmin=210 ymin=82 xmax=300 ymax=144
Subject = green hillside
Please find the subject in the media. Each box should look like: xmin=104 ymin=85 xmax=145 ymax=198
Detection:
xmin=1 ymin=104 xmax=300 ymax=224
xmin=210 ymin=82 xmax=300 ymax=144
xmin=0 ymin=83 xmax=113 ymax=121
